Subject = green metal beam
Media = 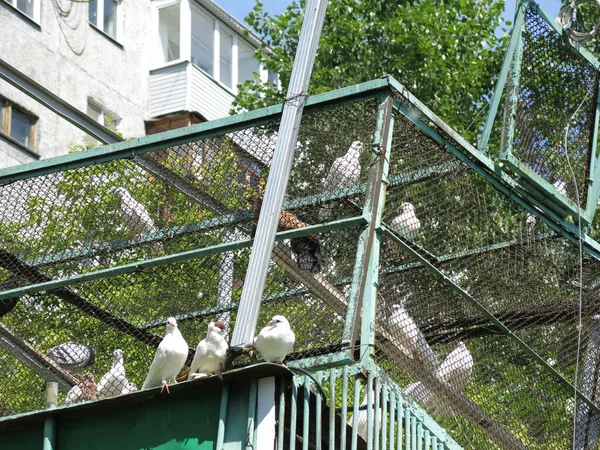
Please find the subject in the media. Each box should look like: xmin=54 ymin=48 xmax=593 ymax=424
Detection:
xmin=0 ymin=77 xmax=392 ymax=184
xmin=0 ymin=216 xmax=365 ymax=301
xmin=478 ymin=1 xmax=527 ymax=153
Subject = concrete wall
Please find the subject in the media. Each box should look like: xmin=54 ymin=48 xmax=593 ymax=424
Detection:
xmin=0 ymin=0 xmax=153 ymax=168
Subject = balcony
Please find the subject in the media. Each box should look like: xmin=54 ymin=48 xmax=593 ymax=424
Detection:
xmin=149 ymin=60 xmax=236 ymax=121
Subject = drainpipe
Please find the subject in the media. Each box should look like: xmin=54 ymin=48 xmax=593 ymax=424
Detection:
xmin=43 ymin=382 xmax=58 ymax=450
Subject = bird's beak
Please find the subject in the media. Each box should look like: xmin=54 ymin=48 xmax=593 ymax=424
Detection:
xmin=267 ymin=320 xmax=274 ymax=327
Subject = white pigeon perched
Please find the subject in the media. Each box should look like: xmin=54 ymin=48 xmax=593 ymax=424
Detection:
xmin=188 ymin=321 xmax=229 ymax=380
xmin=403 ymin=341 xmax=474 ymax=417
xmin=390 ymin=202 xmax=421 ymax=241
xmin=121 ymin=381 xmax=138 ymax=395
xmin=114 ymin=187 xmax=163 ymax=255
xmin=63 ymin=373 xmax=98 ymax=405
xmin=47 ymin=342 xmax=96 ymax=373
xmin=554 ymin=180 xmax=567 ymax=197
xmin=96 ymin=349 xmax=129 ymax=399
xmin=255 ymin=315 xmax=295 ymax=364
xmin=318 ymin=141 xmax=364 ymax=221
xmin=142 ymin=317 xmax=189 ymax=393
xmin=387 ymin=303 xmax=439 ymax=375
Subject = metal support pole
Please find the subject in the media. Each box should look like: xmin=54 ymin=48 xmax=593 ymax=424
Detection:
xmin=43 ymin=382 xmax=57 ymax=450
xmin=230 ymin=0 xmax=329 ymax=349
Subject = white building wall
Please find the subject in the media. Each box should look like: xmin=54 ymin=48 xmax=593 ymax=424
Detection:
xmin=0 ymin=0 xmax=153 ymax=168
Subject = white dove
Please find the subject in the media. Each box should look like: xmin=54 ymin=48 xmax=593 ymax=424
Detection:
xmin=255 ymin=315 xmax=295 ymax=364
xmin=63 ymin=373 xmax=98 ymax=405
xmin=96 ymin=349 xmax=129 ymax=399
xmin=319 ymin=141 xmax=364 ymax=220
xmin=403 ymin=341 xmax=474 ymax=417
xmin=390 ymin=202 xmax=421 ymax=240
xmin=554 ymin=180 xmax=567 ymax=197
xmin=387 ymin=303 xmax=439 ymax=375
xmin=121 ymin=381 xmax=138 ymax=394
xmin=188 ymin=321 xmax=228 ymax=380
xmin=114 ymin=187 xmax=163 ymax=255
xmin=142 ymin=317 xmax=189 ymax=393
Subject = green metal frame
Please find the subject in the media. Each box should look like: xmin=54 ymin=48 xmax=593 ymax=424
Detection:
xmin=489 ymin=0 xmax=600 ymax=225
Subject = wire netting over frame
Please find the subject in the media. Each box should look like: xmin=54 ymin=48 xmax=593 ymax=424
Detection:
xmin=373 ymin=101 xmax=599 ymax=448
xmin=507 ymin=6 xmax=598 ymax=205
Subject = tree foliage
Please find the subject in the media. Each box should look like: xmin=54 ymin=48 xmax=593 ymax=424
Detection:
xmin=235 ymin=0 xmax=511 ymax=139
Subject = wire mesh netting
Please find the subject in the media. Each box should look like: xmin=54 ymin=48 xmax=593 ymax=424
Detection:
xmin=505 ymin=6 xmax=598 ymax=206
xmin=0 ymin=98 xmax=378 ymax=414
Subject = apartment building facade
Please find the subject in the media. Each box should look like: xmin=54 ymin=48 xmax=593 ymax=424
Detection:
xmin=0 ymin=0 xmax=272 ymax=168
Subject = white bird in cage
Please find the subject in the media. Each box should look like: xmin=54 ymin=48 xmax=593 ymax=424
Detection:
xmin=188 ymin=321 xmax=228 ymax=380
xmin=47 ymin=342 xmax=96 ymax=374
xmin=96 ymin=349 xmax=130 ymax=399
xmin=113 ymin=187 xmax=163 ymax=255
xmin=121 ymin=381 xmax=138 ymax=394
xmin=403 ymin=341 xmax=474 ymax=417
xmin=387 ymin=303 xmax=439 ymax=374
xmin=390 ymin=202 xmax=421 ymax=241
xmin=318 ymin=140 xmax=364 ymax=221
xmin=142 ymin=317 xmax=189 ymax=393
xmin=254 ymin=315 xmax=295 ymax=365
xmin=554 ymin=180 xmax=567 ymax=197
xmin=63 ymin=373 xmax=98 ymax=405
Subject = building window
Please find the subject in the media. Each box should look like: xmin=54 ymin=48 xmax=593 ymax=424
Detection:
xmin=2 ymin=0 xmax=39 ymax=21
xmin=158 ymin=3 xmax=180 ymax=63
xmin=219 ymin=29 xmax=233 ymax=89
xmin=191 ymin=8 xmax=214 ymax=75
xmin=85 ymin=100 xmax=120 ymax=145
xmin=0 ymin=98 xmax=36 ymax=150
xmin=238 ymin=42 xmax=260 ymax=84
xmin=89 ymin=0 xmax=119 ymax=39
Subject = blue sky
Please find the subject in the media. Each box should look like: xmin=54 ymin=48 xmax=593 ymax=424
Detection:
xmin=214 ymin=0 xmax=565 ymax=31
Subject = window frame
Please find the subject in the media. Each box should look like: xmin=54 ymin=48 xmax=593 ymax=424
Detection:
xmin=0 ymin=97 xmax=37 ymax=154
xmin=1 ymin=0 xmax=40 ymax=23
xmin=88 ymin=0 xmax=122 ymax=42
xmin=85 ymin=99 xmax=121 ymax=146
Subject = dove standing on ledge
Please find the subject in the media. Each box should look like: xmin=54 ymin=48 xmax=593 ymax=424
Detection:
xmin=47 ymin=342 xmax=96 ymax=374
xmin=114 ymin=187 xmax=163 ymax=255
xmin=255 ymin=315 xmax=295 ymax=365
xmin=63 ymin=373 xmax=98 ymax=405
xmin=142 ymin=317 xmax=188 ymax=393
xmin=121 ymin=381 xmax=138 ymax=394
xmin=319 ymin=141 xmax=364 ymax=221
xmin=390 ymin=202 xmax=421 ymax=241
xmin=96 ymin=349 xmax=129 ymax=399
xmin=188 ymin=321 xmax=228 ymax=380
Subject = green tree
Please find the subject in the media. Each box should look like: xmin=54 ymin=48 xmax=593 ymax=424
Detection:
xmin=234 ymin=0 xmax=510 ymax=139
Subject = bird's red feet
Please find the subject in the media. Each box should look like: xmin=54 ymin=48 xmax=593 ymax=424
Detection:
xmin=160 ymin=381 xmax=170 ymax=394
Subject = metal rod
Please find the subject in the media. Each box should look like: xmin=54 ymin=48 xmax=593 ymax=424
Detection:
xmin=230 ymin=0 xmax=329 ymax=349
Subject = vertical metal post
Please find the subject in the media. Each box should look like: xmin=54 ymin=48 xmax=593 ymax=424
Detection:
xmin=216 ymin=384 xmax=230 ymax=449
xmin=278 ymin=382 xmax=286 ymax=450
xmin=499 ymin=2 xmax=526 ymax=163
xmin=314 ymin=372 xmax=322 ymax=450
xmin=342 ymin=95 xmax=394 ymax=366
xmin=584 ymin=84 xmax=600 ymax=221
xmin=330 ymin=369 xmax=337 ymax=450
xmin=246 ymin=380 xmax=258 ymax=450
xmin=302 ymin=377 xmax=310 ymax=450
xmin=43 ymin=382 xmax=57 ymax=450
xmin=217 ymin=228 xmax=235 ymax=329
xmin=340 ymin=366 xmax=348 ymax=449
xmin=230 ymin=0 xmax=330 ymax=349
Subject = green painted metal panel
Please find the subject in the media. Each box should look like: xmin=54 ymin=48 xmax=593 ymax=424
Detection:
xmin=0 ymin=421 xmax=43 ymax=450
xmin=57 ymin=389 xmax=220 ymax=450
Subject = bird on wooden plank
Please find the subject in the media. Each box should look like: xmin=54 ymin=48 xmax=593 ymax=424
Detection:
xmin=254 ymin=315 xmax=295 ymax=366
xmin=64 ymin=373 xmax=98 ymax=405
xmin=188 ymin=321 xmax=228 ymax=380
xmin=248 ymin=195 xmax=322 ymax=274
xmin=96 ymin=349 xmax=130 ymax=399
xmin=390 ymin=202 xmax=421 ymax=241
xmin=387 ymin=303 xmax=439 ymax=375
xmin=0 ymin=277 xmax=20 ymax=318
xmin=142 ymin=317 xmax=188 ymax=393
xmin=403 ymin=341 xmax=473 ymax=417
xmin=47 ymin=342 xmax=96 ymax=374
xmin=113 ymin=187 xmax=163 ymax=256
xmin=319 ymin=140 xmax=364 ymax=221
